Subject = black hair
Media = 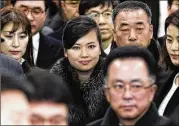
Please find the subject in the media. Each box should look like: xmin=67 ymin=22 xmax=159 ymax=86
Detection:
xmin=62 ymin=16 xmax=106 ymax=56
xmin=1 ymin=72 xmax=34 ymax=100
xmin=11 ymin=0 xmax=48 ymax=10
xmin=79 ymin=0 xmax=120 ymax=15
xmin=26 ymin=70 xmax=73 ymax=104
xmin=112 ymin=1 xmax=152 ymax=24
xmin=164 ymin=9 xmax=179 ymax=71
xmin=104 ymin=46 xmax=158 ymax=83
xmin=168 ymin=0 xmax=176 ymax=7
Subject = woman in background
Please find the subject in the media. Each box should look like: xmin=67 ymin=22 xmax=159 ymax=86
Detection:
xmin=0 ymin=6 xmax=34 ymax=73
xmin=50 ymin=16 xmax=108 ymax=125
xmin=155 ymin=9 xmax=179 ymax=125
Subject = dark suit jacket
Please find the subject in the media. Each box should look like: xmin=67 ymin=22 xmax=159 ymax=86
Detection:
xmin=155 ymin=71 xmax=179 ymax=117
xmin=170 ymin=105 xmax=179 ymax=125
xmin=0 ymin=54 xmax=24 ymax=76
xmin=48 ymin=21 xmax=66 ymax=41
xmin=36 ymin=33 xmax=64 ymax=69
xmin=87 ymin=103 xmax=177 ymax=126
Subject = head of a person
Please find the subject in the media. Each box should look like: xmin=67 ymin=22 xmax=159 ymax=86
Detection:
xmin=0 ymin=6 xmax=33 ymax=64
xmin=112 ymin=1 xmax=153 ymax=48
xmin=103 ymin=46 xmax=157 ymax=125
xmin=1 ymin=72 xmax=34 ymax=125
xmin=26 ymin=70 xmax=72 ymax=125
xmin=168 ymin=0 xmax=179 ymax=15
xmin=63 ymin=16 xmax=104 ymax=72
xmin=164 ymin=9 xmax=179 ymax=70
xmin=11 ymin=0 xmax=48 ymax=35
xmin=60 ymin=0 xmax=80 ymax=21
xmin=79 ymin=0 xmax=119 ymax=46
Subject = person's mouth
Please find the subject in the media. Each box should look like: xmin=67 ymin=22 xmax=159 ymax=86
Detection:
xmin=170 ymin=54 xmax=179 ymax=60
xmin=9 ymin=51 xmax=20 ymax=55
xmin=79 ymin=60 xmax=91 ymax=65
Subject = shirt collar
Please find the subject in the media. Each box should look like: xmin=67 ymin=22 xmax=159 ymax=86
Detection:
xmin=32 ymin=32 xmax=40 ymax=50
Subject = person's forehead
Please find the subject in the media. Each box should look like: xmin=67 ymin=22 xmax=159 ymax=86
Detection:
xmin=108 ymin=58 xmax=149 ymax=78
xmin=30 ymin=101 xmax=68 ymax=117
xmin=15 ymin=0 xmax=45 ymax=9
xmin=115 ymin=9 xmax=148 ymax=23
xmin=87 ymin=4 xmax=113 ymax=13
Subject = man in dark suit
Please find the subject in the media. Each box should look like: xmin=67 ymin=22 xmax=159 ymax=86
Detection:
xmin=0 ymin=53 xmax=24 ymax=76
xmin=88 ymin=46 xmax=176 ymax=126
xmin=11 ymin=0 xmax=64 ymax=69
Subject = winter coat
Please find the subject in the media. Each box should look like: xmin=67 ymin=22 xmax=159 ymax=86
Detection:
xmin=50 ymin=57 xmax=109 ymax=125
xmin=87 ymin=103 xmax=177 ymax=126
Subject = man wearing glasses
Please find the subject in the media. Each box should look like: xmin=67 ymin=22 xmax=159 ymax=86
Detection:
xmin=79 ymin=0 xmax=119 ymax=55
xmin=88 ymin=46 xmax=176 ymax=126
xmin=11 ymin=0 xmax=64 ymax=69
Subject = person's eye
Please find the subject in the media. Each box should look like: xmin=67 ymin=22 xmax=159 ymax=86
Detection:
xmin=121 ymin=29 xmax=129 ymax=32
xmin=19 ymin=34 xmax=27 ymax=39
xmin=19 ymin=7 xmax=28 ymax=13
xmin=166 ymin=38 xmax=172 ymax=43
xmin=132 ymin=85 xmax=142 ymax=89
xmin=114 ymin=84 xmax=124 ymax=89
xmin=103 ymin=12 xmax=112 ymax=17
xmin=91 ymin=13 xmax=98 ymax=18
xmin=72 ymin=46 xmax=80 ymax=50
xmin=5 ymin=35 xmax=13 ymax=39
xmin=32 ymin=9 xmax=42 ymax=14
xmin=88 ymin=45 xmax=96 ymax=49
xmin=136 ymin=27 xmax=144 ymax=31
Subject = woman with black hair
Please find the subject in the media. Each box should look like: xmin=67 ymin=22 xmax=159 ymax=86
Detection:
xmin=155 ymin=9 xmax=179 ymax=125
xmin=50 ymin=16 xmax=108 ymax=125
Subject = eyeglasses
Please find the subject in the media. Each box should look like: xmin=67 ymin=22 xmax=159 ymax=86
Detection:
xmin=19 ymin=7 xmax=45 ymax=18
xmin=104 ymin=80 xmax=155 ymax=94
xmin=87 ymin=11 xmax=113 ymax=22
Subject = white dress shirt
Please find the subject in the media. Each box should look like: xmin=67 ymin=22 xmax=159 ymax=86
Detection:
xmin=104 ymin=43 xmax=112 ymax=55
xmin=32 ymin=32 xmax=40 ymax=65
xmin=158 ymin=73 xmax=179 ymax=116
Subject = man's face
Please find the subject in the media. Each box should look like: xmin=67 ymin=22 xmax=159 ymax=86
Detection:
xmin=30 ymin=101 xmax=68 ymax=125
xmin=114 ymin=10 xmax=153 ymax=48
xmin=61 ymin=0 xmax=80 ymax=20
xmin=105 ymin=58 xmax=156 ymax=122
xmin=1 ymin=90 xmax=30 ymax=125
xmin=168 ymin=0 xmax=179 ymax=15
xmin=14 ymin=0 xmax=46 ymax=35
xmin=86 ymin=4 xmax=114 ymax=42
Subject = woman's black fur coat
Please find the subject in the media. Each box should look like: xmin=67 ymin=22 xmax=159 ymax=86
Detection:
xmin=50 ymin=57 xmax=109 ymax=125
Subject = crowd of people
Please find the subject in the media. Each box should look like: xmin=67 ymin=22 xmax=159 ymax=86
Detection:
xmin=0 ymin=0 xmax=179 ymax=125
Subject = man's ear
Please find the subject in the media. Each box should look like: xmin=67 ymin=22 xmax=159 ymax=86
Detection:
xmin=167 ymin=5 xmax=171 ymax=15
xmin=61 ymin=0 xmax=65 ymax=10
xmin=104 ymin=85 xmax=110 ymax=103
xmin=149 ymin=25 xmax=153 ymax=39
xmin=64 ymin=49 xmax=67 ymax=57
xmin=150 ymin=84 xmax=157 ymax=102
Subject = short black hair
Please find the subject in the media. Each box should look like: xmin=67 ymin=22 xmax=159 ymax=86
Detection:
xmin=1 ymin=72 xmax=34 ymax=100
xmin=10 ymin=0 xmax=48 ymax=10
xmin=167 ymin=0 xmax=175 ymax=7
xmin=104 ymin=46 xmax=158 ymax=83
xmin=26 ymin=70 xmax=73 ymax=104
xmin=164 ymin=9 xmax=179 ymax=70
xmin=63 ymin=16 xmax=101 ymax=48
xmin=79 ymin=0 xmax=120 ymax=15
xmin=112 ymin=1 xmax=152 ymax=24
